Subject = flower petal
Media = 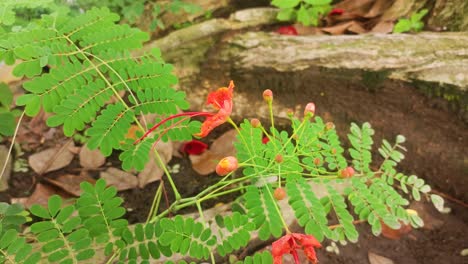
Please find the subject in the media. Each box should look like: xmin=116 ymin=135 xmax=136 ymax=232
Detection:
xmin=206 ymin=81 xmax=234 ymax=110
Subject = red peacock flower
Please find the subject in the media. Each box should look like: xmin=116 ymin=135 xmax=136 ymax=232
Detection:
xmin=134 ymin=81 xmax=234 ymax=145
xmin=272 ymin=233 xmax=322 ymax=264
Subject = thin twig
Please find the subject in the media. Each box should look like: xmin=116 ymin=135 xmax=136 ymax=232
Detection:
xmin=0 ymin=111 xmax=25 ymax=180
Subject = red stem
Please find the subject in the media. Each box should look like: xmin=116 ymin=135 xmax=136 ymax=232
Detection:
xmin=134 ymin=111 xmax=213 ymax=144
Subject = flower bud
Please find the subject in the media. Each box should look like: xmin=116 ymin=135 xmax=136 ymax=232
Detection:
xmin=275 ymin=154 xmax=284 ymax=163
xmin=274 ymin=188 xmax=287 ymax=200
xmin=263 ymin=89 xmax=273 ymax=103
xmin=250 ymin=118 xmax=261 ymax=128
xmin=286 ymin=108 xmax=294 ymax=117
xmin=304 ymin=102 xmax=315 ymax=117
xmin=313 ymin=158 xmax=321 ymax=166
xmin=331 ymin=148 xmax=337 ymax=155
xmin=262 ymin=136 xmax=270 ymax=144
xmin=325 ymin=122 xmax=335 ymax=131
xmin=216 ymin=156 xmax=238 ymax=176
xmin=339 ymin=166 xmax=355 ymax=178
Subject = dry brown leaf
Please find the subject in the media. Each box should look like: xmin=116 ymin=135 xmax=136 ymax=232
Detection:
xmin=0 ymin=62 xmax=22 ymax=84
xmin=190 ymin=129 xmax=238 ymax=175
xmin=172 ymin=141 xmax=184 ymax=158
xmin=101 ymin=167 xmax=138 ymax=191
xmin=190 ymin=150 xmax=220 ymax=175
xmin=11 ymin=183 xmax=73 ymax=209
xmin=45 ymin=172 xmax=96 ymax=196
xmin=137 ymin=140 xmax=173 ymax=188
xmin=210 ymin=129 xmax=237 ymax=156
xmin=363 ymin=0 xmax=394 ymax=18
xmin=380 ymin=220 xmax=412 ymax=240
xmin=322 ymin=21 xmax=366 ymax=35
xmin=79 ymin=146 xmax=106 ymax=169
xmin=294 ymin=24 xmax=326 ymax=35
xmin=371 ymin=21 xmax=395 ymax=33
xmin=368 ymin=252 xmax=395 ymax=264
xmin=28 ymin=141 xmax=75 ymax=174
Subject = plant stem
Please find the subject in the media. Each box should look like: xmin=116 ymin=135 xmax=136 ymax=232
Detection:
xmin=154 ymin=148 xmax=181 ymax=201
xmin=146 ymin=183 xmax=163 ymax=223
xmin=0 ymin=111 xmax=24 ymax=181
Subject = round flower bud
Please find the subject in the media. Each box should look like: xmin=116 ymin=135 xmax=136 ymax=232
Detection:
xmin=339 ymin=166 xmax=355 ymax=178
xmin=216 ymin=156 xmax=238 ymax=176
xmin=251 ymin=118 xmax=261 ymax=128
xmin=274 ymin=188 xmax=287 ymax=200
xmin=304 ymin=102 xmax=316 ymax=117
xmin=275 ymin=154 xmax=284 ymax=163
xmin=263 ymin=89 xmax=273 ymax=102
xmin=313 ymin=158 xmax=321 ymax=166
xmin=325 ymin=122 xmax=335 ymax=131
xmin=286 ymin=108 xmax=294 ymax=117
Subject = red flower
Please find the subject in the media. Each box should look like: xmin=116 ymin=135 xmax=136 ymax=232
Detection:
xmin=328 ymin=8 xmax=345 ymax=16
xmin=276 ymin=26 xmax=298 ymax=36
xmin=194 ymin=81 xmax=234 ymax=138
xmin=134 ymin=81 xmax=235 ymax=145
xmin=180 ymin=140 xmax=208 ymax=155
xmin=272 ymin=233 xmax=321 ymax=264
xmin=262 ymin=136 xmax=270 ymax=144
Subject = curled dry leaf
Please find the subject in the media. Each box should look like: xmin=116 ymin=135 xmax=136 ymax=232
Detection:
xmin=79 ymin=145 xmax=106 ymax=169
xmin=101 ymin=167 xmax=138 ymax=191
xmin=138 ymin=140 xmax=173 ymax=188
xmin=28 ymin=140 xmax=75 ymax=174
xmin=45 ymin=172 xmax=96 ymax=196
xmin=11 ymin=183 xmax=73 ymax=209
xmin=368 ymin=252 xmax=395 ymax=264
xmin=190 ymin=129 xmax=237 ymax=176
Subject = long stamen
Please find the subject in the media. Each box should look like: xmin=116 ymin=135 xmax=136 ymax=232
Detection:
xmin=150 ymin=115 xmax=195 ymax=151
xmin=134 ymin=112 xmax=214 ymax=144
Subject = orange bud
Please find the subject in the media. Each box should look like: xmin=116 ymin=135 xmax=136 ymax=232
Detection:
xmin=325 ymin=122 xmax=335 ymax=130
xmin=216 ymin=156 xmax=238 ymax=176
xmin=339 ymin=166 xmax=355 ymax=178
xmin=275 ymin=154 xmax=284 ymax=163
xmin=313 ymin=158 xmax=321 ymax=166
xmin=263 ymin=89 xmax=273 ymax=102
xmin=304 ymin=102 xmax=315 ymax=117
xmin=250 ymin=118 xmax=261 ymax=128
xmin=274 ymin=188 xmax=287 ymax=200
xmin=286 ymin=108 xmax=294 ymax=117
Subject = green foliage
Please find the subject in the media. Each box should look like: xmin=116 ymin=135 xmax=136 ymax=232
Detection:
xmin=0 ymin=83 xmax=16 ymax=138
xmin=272 ymin=0 xmax=332 ymax=26
xmin=393 ymin=9 xmax=428 ymax=33
xmin=1 ymin=7 xmax=198 ymax=170
xmin=348 ymin=122 xmax=374 ymax=174
xmin=235 ymin=251 xmax=273 ymax=264
xmin=74 ymin=0 xmax=201 ymax=31
xmin=215 ymin=212 xmax=256 ymax=257
xmin=0 ymin=0 xmax=53 ymax=26
xmin=286 ymin=178 xmax=332 ymax=241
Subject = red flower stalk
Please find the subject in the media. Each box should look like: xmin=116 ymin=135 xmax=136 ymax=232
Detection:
xmin=134 ymin=81 xmax=235 ymax=144
xmin=272 ymin=233 xmax=322 ymax=264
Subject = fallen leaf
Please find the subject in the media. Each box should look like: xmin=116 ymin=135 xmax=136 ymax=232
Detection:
xmin=190 ymin=129 xmax=238 ymax=176
xmin=79 ymin=146 xmax=106 ymax=169
xmin=322 ymin=21 xmax=367 ymax=35
xmin=368 ymin=252 xmax=394 ymax=264
xmin=45 ymin=172 xmax=96 ymax=196
xmin=381 ymin=220 xmax=412 ymax=240
xmin=137 ymin=140 xmax=173 ymax=188
xmin=0 ymin=62 xmax=22 ymax=84
xmin=0 ymin=145 xmax=12 ymax=191
xmin=371 ymin=21 xmax=395 ymax=33
xmin=11 ymin=183 xmax=73 ymax=209
xmin=100 ymin=167 xmax=138 ymax=191
xmin=190 ymin=150 xmax=220 ymax=175
xmin=28 ymin=141 xmax=75 ymax=174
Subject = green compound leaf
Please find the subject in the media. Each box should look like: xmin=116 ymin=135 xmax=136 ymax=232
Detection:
xmin=244 ymin=185 xmax=283 ymax=240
